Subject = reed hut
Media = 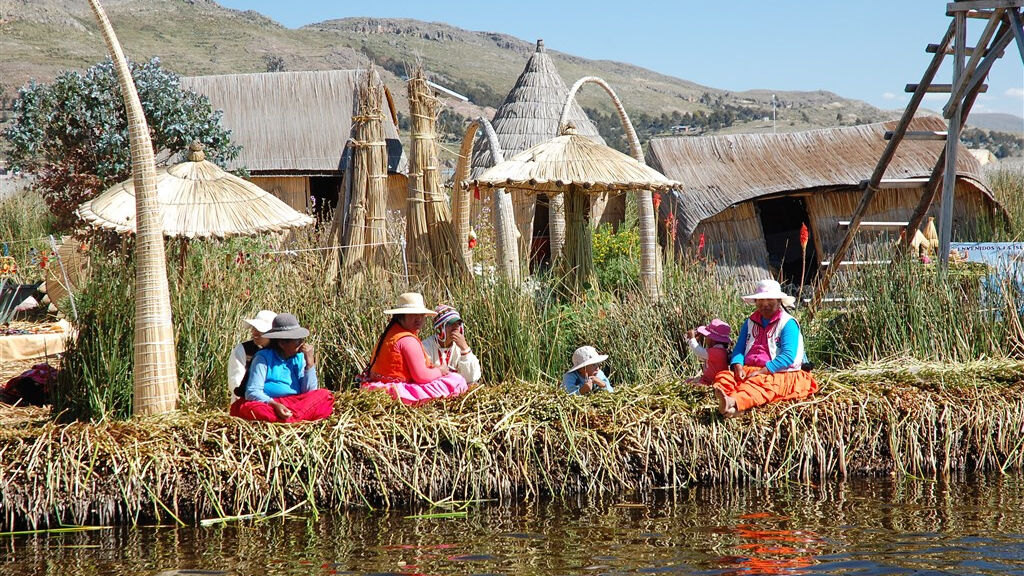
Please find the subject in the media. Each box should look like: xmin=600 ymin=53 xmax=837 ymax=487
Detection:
xmin=470 ymin=40 xmax=608 ymax=268
xmin=180 ymin=70 xmax=406 ymax=216
xmin=649 ymin=118 xmax=1000 ymax=285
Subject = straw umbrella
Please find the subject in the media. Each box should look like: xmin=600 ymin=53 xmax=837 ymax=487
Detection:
xmin=467 ymin=124 xmax=680 ymax=294
xmin=85 ymin=0 xmax=177 ymax=416
xmin=470 ymin=40 xmax=606 ymax=268
xmin=557 ymin=76 xmax=662 ymax=299
xmin=406 ymin=69 xmax=468 ymax=281
xmin=79 ymin=142 xmax=313 ymax=239
xmin=453 ymin=117 xmax=519 ymax=283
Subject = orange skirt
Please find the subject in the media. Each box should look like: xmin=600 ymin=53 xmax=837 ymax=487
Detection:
xmin=712 ymin=366 xmax=818 ymax=412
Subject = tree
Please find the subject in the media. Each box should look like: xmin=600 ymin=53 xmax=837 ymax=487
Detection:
xmin=3 ymin=57 xmax=240 ymax=227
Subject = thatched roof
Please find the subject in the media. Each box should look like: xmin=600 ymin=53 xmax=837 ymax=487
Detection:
xmin=471 ymin=40 xmax=604 ymax=174
xmin=78 ymin=145 xmax=313 ymax=238
xmin=648 ymin=117 xmax=992 ymax=238
xmin=468 ymin=127 xmax=681 ymax=194
xmin=181 ymin=70 xmax=404 ymax=174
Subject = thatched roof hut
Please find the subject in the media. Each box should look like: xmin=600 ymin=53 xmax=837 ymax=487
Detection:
xmin=181 ymin=70 xmax=406 ymax=215
xmin=470 ymin=40 xmax=607 ymax=265
xmin=649 ymin=117 xmax=1001 ymax=284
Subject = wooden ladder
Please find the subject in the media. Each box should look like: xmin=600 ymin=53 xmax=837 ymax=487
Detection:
xmin=810 ymin=0 xmax=1024 ymax=315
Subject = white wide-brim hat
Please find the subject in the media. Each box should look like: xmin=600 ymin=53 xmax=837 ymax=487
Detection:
xmin=384 ymin=292 xmax=437 ymax=316
xmin=241 ymin=309 xmax=277 ymax=334
xmin=742 ymin=279 xmax=796 ymax=307
xmin=566 ymin=345 xmax=609 ymax=375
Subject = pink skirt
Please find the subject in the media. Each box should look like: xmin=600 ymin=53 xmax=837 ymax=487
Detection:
xmin=361 ymin=372 xmax=468 ymax=406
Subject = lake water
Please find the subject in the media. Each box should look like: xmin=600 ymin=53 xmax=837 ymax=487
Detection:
xmin=3 ymin=474 xmax=1024 ymax=575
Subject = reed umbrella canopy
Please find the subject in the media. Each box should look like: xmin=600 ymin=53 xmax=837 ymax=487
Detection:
xmin=78 ymin=142 xmax=313 ymax=238
xmin=467 ymin=124 xmax=680 ymax=291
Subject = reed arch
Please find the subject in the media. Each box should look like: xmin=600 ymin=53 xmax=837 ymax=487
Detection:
xmin=453 ymin=117 xmax=520 ymax=284
xmin=86 ymin=0 xmax=179 ymax=415
xmin=556 ymin=76 xmax=661 ymax=299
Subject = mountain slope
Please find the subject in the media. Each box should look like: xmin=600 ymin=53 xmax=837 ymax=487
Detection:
xmin=2 ymin=0 xmax=943 ymax=157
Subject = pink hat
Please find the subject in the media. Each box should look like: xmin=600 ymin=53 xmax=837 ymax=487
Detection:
xmin=696 ymin=318 xmax=732 ymax=344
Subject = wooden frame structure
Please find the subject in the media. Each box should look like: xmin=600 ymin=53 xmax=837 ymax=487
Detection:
xmin=811 ymin=0 xmax=1024 ymax=312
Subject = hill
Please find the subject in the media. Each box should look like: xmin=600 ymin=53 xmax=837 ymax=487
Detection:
xmin=966 ymin=113 xmax=1024 ymax=136
xmin=0 ymin=0 xmax=897 ymax=144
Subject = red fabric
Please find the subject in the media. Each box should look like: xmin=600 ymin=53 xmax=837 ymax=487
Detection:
xmin=713 ymin=366 xmax=818 ymax=412
xmin=700 ymin=346 xmax=730 ymax=386
xmin=230 ymin=388 xmax=334 ymax=423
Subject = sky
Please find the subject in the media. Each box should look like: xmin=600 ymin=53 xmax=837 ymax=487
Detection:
xmin=219 ymin=0 xmax=1024 ymax=117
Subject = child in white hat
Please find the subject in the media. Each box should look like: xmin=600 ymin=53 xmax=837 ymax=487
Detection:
xmin=227 ymin=310 xmax=277 ymax=405
xmin=562 ymin=345 xmax=614 ymax=395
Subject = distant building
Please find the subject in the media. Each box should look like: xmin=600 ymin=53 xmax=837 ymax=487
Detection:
xmin=649 ymin=117 xmax=1003 ymax=285
xmin=181 ymin=70 xmax=407 ymax=218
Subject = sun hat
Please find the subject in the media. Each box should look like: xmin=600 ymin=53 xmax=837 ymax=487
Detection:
xmin=384 ymin=292 xmax=437 ymax=316
xmin=741 ymin=279 xmax=796 ymax=307
xmin=566 ymin=345 xmax=609 ymax=375
xmin=262 ymin=313 xmax=310 ymax=340
xmin=696 ymin=318 xmax=732 ymax=344
xmin=241 ymin=310 xmax=277 ymax=334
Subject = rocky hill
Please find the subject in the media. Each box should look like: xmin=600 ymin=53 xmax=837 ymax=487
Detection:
xmin=35 ymin=0 xmax=1024 ymax=158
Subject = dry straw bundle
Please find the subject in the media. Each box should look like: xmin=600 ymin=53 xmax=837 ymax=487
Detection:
xmin=405 ymin=69 xmax=468 ymax=281
xmin=340 ymin=69 xmax=390 ymax=273
xmin=3 ymin=360 xmax=1023 ymax=528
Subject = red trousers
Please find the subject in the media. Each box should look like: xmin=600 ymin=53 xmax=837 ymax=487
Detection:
xmin=229 ymin=389 xmax=334 ymax=423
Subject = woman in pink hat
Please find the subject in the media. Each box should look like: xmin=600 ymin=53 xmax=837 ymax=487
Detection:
xmin=359 ymin=292 xmax=469 ymax=405
xmin=685 ymin=318 xmax=732 ymax=386
xmin=712 ymin=280 xmax=817 ymax=417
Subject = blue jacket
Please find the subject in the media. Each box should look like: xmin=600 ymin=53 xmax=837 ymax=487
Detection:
xmin=562 ymin=369 xmax=613 ymax=394
xmin=245 ymin=348 xmax=318 ymax=403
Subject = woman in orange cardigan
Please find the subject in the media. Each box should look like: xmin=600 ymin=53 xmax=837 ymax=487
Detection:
xmin=359 ymin=292 xmax=469 ymax=405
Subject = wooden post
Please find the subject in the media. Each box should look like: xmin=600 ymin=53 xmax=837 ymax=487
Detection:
xmin=939 ymin=11 xmax=967 ymax=267
xmin=811 ymin=24 xmax=955 ymax=312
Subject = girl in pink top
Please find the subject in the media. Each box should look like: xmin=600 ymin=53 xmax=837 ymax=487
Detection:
xmin=686 ymin=318 xmax=732 ymax=386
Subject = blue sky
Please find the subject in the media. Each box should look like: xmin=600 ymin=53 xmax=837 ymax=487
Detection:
xmin=220 ymin=0 xmax=1023 ymax=117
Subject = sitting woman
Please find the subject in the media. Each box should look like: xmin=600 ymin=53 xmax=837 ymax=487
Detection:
xmin=713 ymin=280 xmax=818 ymax=417
xmin=421 ymin=304 xmax=482 ymax=385
xmin=360 ymin=292 xmax=469 ymax=405
xmin=227 ymin=309 xmax=277 ymax=405
xmin=230 ymin=313 xmax=334 ymax=423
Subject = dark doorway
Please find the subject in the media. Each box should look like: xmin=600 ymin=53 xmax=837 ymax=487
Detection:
xmin=309 ymin=176 xmax=343 ymax=219
xmin=530 ymin=194 xmax=552 ymax=272
xmin=756 ymin=197 xmax=818 ymax=287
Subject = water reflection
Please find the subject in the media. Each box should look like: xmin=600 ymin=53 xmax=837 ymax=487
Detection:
xmin=2 ymin=474 xmax=1023 ymax=575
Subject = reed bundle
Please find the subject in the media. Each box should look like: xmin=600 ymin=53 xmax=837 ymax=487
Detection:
xmin=405 ymin=69 xmax=468 ymax=281
xmin=340 ymin=69 xmax=389 ymax=273
xmin=561 ymin=188 xmax=596 ymax=292
xmin=3 ymin=359 xmax=1022 ymax=529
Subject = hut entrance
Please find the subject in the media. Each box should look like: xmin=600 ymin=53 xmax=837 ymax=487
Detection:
xmin=756 ymin=197 xmax=818 ymax=287
xmin=530 ymin=195 xmax=552 ymax=272
xmin=310 ymin=176 xmax=343 ymax=219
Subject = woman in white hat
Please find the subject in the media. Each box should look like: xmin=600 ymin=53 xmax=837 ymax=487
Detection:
xmin=230 ymin=313 xmax=334 ymax=423
xmin=227 ymin=309 xmax=277 ymax=405
xmin=562 ymin=345 xmax=613 ymax=395
xmin=359 ymin=292 xmax=469 ymax=405
xmin=712 ymin=280 xmax=817 ymax=417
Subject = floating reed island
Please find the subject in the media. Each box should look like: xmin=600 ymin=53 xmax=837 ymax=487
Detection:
xmin=2 ymin=359 xmax=1022 ymax=530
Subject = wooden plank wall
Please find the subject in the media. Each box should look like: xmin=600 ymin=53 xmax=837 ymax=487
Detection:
xmin=251 ymin=176 xmax=310 ymax=213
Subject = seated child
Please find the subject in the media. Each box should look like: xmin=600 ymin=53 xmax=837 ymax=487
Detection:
xmin=562 ymin=345 xmax=614 ymax=395
xmin=227 ymin=310 xmax=277 ymax=405
xmin=686 ymin=318 xmax=732 ymax=386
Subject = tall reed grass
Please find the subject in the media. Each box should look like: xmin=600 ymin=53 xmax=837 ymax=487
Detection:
xmin=49 ymin=218 xmax=1023 ymax=421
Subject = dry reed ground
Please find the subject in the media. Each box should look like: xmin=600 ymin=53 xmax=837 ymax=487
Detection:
xmin=2 ymin=359 xmax=1022 ymax=529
